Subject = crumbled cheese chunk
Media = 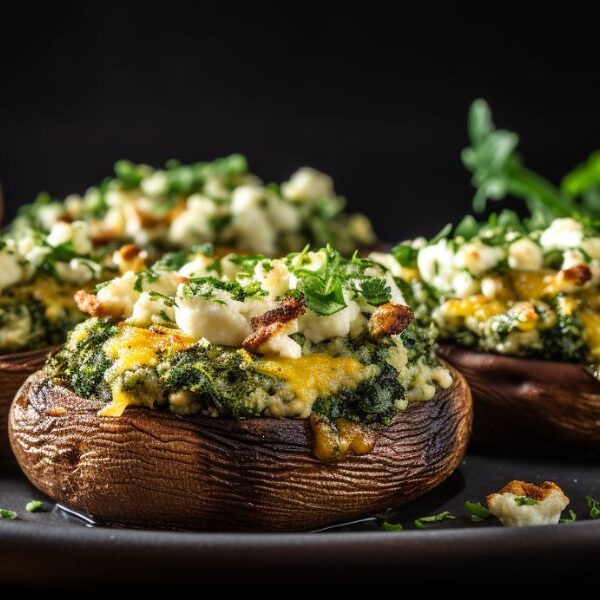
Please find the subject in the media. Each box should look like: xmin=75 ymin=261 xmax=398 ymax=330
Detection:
xmin=487 ymin=481 xmax=569 ymax=527
xmin=47 ymin=221 xmax=93 ymax=255
xmin=508 ymin=238 xmax=544 ymax=271
xmin=454 ymin=241 xmax=505 ymax=276
xmin=281 ymin=167 xmax=334 ymax=201
xmin=540 ymin=218 xmax=584 ymax=250
xmin=175 ymin=294 xmax=251 ymax=346
xmin=0 ymin=249 xmax=24 ymax=292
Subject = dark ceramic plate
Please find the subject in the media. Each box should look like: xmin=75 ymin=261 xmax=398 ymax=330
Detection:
xmin=1 ymin=451 xmax=599 ymax=586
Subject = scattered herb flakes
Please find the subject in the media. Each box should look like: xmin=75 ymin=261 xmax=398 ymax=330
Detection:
xmin=585 ymin=496 xmax=600 ymax=519
xmin=414 ymin=511 xmax=455 ymax=529
xmin=464 ymin=500 xmax=493 ymax=522
xmin=380 ymin=521 xmax=404 ymax=532
xmin=25 ymin=500 xmax=45 ymax=513
xmin=514 ymin=496 xmax=538 ymax=507
xmin=560 ymin=509 xmax=577 ymax=524
xmin=0 ymin=508 xmax=17 ymax=520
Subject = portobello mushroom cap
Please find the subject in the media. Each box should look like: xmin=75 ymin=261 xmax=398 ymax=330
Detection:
xmin=437 ymin=345 xmax=600 ymax=453
xmin=0 ymin=347 xmax=57 ymax=463
xmin=10 ymin=366 xmax=471 ymax=532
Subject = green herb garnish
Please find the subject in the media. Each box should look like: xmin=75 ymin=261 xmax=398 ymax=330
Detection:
xmin=560 ymin=509 xmax=577 ymax=523
xmin=462 ymin=99 xmax=575 ymax=224
xmin=414 ymin=511 xmax=455 ymax=529
xmin=357 ymin=278 xmax=391 ymax=306
xmin=0 ymin=508 xmax=17 ymax=520
xmin=134 ymin=270 xmax=160 ymax=292
xmin=381 ymin=521 xmax=404 ymax=532
xmin=148 ymin=291 xmax=179 ymax=308
xmin=464 ymin=500 xmax=493 ymax=522
xmin=392 ymin=244 xmax=418 ymax=268
xmin=585 ymin=495 xmax=600 ymax=519
xmin=514 ymin=496 xmax=538 ymax=506
xmin=25 ymin=500 xmax=45 ymax=513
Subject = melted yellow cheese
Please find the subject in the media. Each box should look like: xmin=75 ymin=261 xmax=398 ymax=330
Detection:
xmin=510 ymin=270 xmax=551 ymax=300
xmin=99 ymin=325 xmax=195 ymax=417
xmin=255 ymin=354 xmax=368 ymax=412
xmin=581 ymin=310 xmax=600 ymax=362
xmin=443 ymin=295 xmax=506 ymax=321
xmin=18 ymin=277 xmax=78 ymax=321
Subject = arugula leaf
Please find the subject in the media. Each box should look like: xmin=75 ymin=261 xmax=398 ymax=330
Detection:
xmin=462 ymin=99 xmax=575 ymax=224
xmin=381 ymin=521 xmax=404 ymax=532
xmin=560 ymin=509 xmax=577 ymax=523
xmin=464 ymin=500 xmax=493 ymax=521
xmin=585 ymin=495 xmax=600 ymax=519
xmin=414 ymin=511 xmax=455 ymax=529
xmin=514 ymin=496 xmax=538 ymax=506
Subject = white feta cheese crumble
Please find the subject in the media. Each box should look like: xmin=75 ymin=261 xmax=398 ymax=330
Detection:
xmin=540 ymin=218 xmax=584 ymax=250
xmin=508 ymin=238 xmax=544 ymax=271
xmin=487 ymin=481 xmax=569 ymax=527
xmin=47 ymin=221 xmax=93 ymax=255
xmin=454 ymin=241 xmax=505 ymax=276
xmin=0 ymin=249 xmax=24 ymax=292
xmin=281 ymin=167 xmax=334 ymax=201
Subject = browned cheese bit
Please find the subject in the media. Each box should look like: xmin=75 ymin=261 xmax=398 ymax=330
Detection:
xmin=368 ymin=302 xmax=414 ymax=340
xmin=242 ymin=297 xmax=306 ymax=352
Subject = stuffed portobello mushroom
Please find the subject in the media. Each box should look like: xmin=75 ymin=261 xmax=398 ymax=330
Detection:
xmin=11 ymin=155 xmax=376 ymax=256
xmin=1 ymin=155 xmax=376 ymax=462
xmin=0 ymin=220 xmax=137 ymax=461
xmin=10 ymin=245 xmax=471 ymax=531
xmin=373 ymin=100 xmax=600 ymax=453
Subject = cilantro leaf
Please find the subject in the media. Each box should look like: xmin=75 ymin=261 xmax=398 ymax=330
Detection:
xmin=358 ymin=278 xmax=391 ymax=306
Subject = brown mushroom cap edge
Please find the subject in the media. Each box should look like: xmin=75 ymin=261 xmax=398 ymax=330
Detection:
xmin=437 ymin=345 xmax=600 ymax=453
xmin=10 ymin=364 xmax=472 ymax=532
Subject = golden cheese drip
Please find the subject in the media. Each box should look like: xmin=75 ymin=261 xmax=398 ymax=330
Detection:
xmin=310 ymin=414 xmax=376 ymax=461
xmin=99 ymin=325 xmax=195 ymax=417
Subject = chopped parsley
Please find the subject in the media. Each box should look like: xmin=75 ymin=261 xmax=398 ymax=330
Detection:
xmin=380 ymin=521 xmax=404 ymax=532
xmin=25 ymin=500 xmax=45 ymax=513
xmin=134 ymin=270 xmax=160 ymax=292
xmin=514 ymin=496 xmax=538 ymax=507
xmin=560 ymin=509 xmax=577 ymax=523
xmin=585 ymin=495 xmax=600 ymax=519
xmin=0 ymin=508 xmax=17 ymax=520
xmin=414 ymin=511 xmax=455 ymax=529
xmin=464 ymin=500 xmax=493 ymax=522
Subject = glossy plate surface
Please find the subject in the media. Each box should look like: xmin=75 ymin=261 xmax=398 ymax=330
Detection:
xmin=1 ymin=450 xmax=599 ymax=585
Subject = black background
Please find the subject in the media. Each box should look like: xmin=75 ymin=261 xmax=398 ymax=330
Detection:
xmin=1 ymin=6 xmax=599 ymax=241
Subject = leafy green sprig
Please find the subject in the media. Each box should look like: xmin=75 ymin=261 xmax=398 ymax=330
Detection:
xmin=462 ymin=99 xmax=600 ymax=230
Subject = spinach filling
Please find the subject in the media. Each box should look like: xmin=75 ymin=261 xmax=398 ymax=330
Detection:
xmin=46 ymin=318 xmax=440 ymax=424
